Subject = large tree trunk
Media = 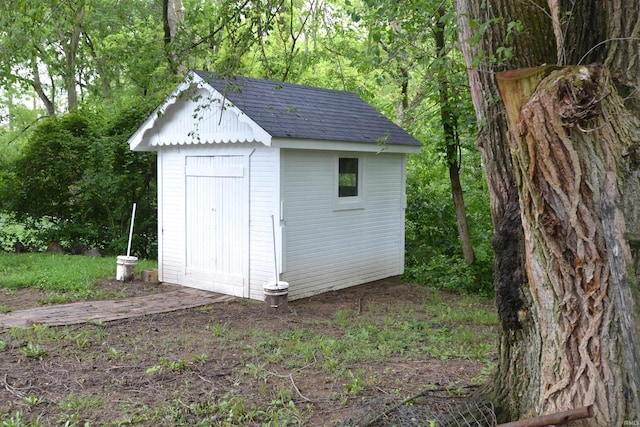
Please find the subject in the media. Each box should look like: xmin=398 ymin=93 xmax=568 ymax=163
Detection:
xmin=456 ymin=1 xmax=640 ymax=425
xmin=455 ymin=2 xmax=555 ymax=420
xmin=498 ymin=64 xmax=640 ymax=425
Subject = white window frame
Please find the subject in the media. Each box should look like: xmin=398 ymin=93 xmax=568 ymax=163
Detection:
xmin=333 ymin=154 xmax=365 ymax=211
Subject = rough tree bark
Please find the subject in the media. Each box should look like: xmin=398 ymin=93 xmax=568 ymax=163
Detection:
xmin=456 ymin=1 xmax=640 ymax=425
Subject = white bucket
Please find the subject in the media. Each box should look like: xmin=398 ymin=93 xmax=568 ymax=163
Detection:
xmin=116 ymin=255 xmax=138 ymax=281
xmin=264 ymin=281 xmax=289 ymax=314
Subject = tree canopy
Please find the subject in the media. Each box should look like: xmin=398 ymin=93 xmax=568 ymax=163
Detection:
xmin=0 ymin=0 xmax=490 ymax=281
xmin=3 ymin=0 xmax=640 ymax=425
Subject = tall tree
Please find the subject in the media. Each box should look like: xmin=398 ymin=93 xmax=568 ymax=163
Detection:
xmin=0 ymin=0 xmax=166 ymax=114
xmin=59 ymin=0 xmax=86 ymax=111
xmin=0 ymin=0 xmax=57 ymax=115
xmin=163 ymin=0 xmax=185 ymax=74
xmin=456 ymin=0 xmax=640 ymax=424
xmin=434 ymin=5 xmax=475 ymax=265
xmin=354 ymin=0 xmax=479 ymax=265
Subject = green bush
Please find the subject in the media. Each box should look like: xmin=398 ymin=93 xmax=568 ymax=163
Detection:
xmin=403 ymin=150 xmax=494 ymax=295
xmin=1 ymin=99 xmax=158 ymax=258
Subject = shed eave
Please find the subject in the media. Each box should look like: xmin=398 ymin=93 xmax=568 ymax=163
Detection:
xmin=270 ymin=138 xmax=422 ymax=153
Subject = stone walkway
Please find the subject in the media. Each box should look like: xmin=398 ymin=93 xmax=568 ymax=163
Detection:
xmin=0 ymin=288 xmax=233 ymax=331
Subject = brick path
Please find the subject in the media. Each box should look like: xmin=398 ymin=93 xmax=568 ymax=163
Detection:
xmin=0 ymin=288 xmax=233 ymax=331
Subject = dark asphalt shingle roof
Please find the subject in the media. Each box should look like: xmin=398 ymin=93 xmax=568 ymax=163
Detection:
xmin=193 ymin=70 xmax=422 ymax=147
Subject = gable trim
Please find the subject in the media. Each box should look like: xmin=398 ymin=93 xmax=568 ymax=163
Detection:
xmin=129 ymin=71 xmax=272 ymax=152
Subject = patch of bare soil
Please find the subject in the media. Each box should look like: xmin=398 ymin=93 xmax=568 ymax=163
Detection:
xmin=0 ymin=278 xmax=495 ymax=426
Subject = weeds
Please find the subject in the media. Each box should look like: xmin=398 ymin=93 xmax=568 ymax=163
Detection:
xmin=20 ymin=342 xmax=46 ymax=360
xmin=0 ymin=411 xmax=40 ymax=427
xmin=23 ymin=395 xmax=43 ymax=407
xmin=107 ymin=346 xmax=125 ymax=360
xmin=244 ymin=362 xmax=269 ymax=381
xmin=0 ymin=256 xmax=498 ymax=426
xmin=146 ymin=359 xmax=189 ymax=375
xmin=74 ymin=336 xmax=89 ymax=351
xmin=205 ymin=321 xmax=230 ymax=337
xmin=191 ymin=353 xmax=209 ymax=363
xmin=153 ymin=393 xmax=303 ymax=426
xmin=345 ymin=369 xmax=366 ymax=395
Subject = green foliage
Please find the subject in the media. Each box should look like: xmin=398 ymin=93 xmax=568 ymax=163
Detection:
xmin=0 ymin=411 xmax=40 ymax=427
xmin=20 ymin=342 xmax=47 ymax=360
xmin=404 ymin=149 xmax=494 ymax=295
xmin=58 ymin=395 xmax=105 ymax=412
xmin=147 ymin=393 xmax=303 ymax=426
xmin=6 ymin=113 xmax=98 ymax=221
xmin=1 ymin=99 xmax=158 ymax=257
xmin=0 ymin=214 xmax=44 ymax=252
xmin=344 ymin=0 xmax=494 ymax=296
xmin=0 ymin=0 xmax=498 ymax=297
xmin=146 ymin=358 xmax=189 ymax=375
xmin=344 ymin=368 xmax=366 ymax=395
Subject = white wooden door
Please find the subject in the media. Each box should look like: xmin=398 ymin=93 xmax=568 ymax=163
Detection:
xmin=185 ymin=155 xmax=246 ymax=296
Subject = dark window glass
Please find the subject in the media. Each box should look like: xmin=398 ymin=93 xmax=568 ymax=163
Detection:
xmin=339 ymin=158 xmax=358 ymax=197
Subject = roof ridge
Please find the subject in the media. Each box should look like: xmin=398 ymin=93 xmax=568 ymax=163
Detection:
xmin=192 ymin=69 xmax=357 ymax=95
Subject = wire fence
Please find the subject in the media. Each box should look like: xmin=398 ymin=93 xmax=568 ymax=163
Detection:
xmin=341 ymin=386 xmax=497 ymax=427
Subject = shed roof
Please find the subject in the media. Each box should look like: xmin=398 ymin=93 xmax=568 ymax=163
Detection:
xmin=129 ymin=70 xmax=422 ymax=152
xmin=193 ymin=70 xmax=422 ymax=148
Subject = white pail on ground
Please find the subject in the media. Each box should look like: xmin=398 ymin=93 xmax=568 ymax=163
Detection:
xmin=116 ymin=255 xmax=138 ymax=281
xmin=264 ymin=281 xmax=289 ymax=314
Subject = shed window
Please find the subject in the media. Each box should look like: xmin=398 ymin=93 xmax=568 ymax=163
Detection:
xmin=338 ymin=158 xmax=359 ymax=197
xmin=334 ymin=155 xmax=365 ymax=211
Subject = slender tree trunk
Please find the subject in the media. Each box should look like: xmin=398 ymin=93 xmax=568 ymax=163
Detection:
xmin=163 ymin=0 xmax=185 ymax=75
xmin=449 ymin=161 xmax=475 ymax=264
xmin=63 ymin=1 xmax=85 ymax=111
xmin=436 ymin=7 xmax=476 ymax=265
xmin=30 ymin=57 xmax=56 ymax=117
xmin=455 ymin=1 xmax=640 ymax=425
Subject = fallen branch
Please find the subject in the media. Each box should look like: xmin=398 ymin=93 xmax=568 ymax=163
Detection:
xmin=3 ymin=374 xmax=25 ymax=398
xmin=497 ymin=405 xmax=594 ymax=427
xmin=290 ymin=373 xmax=313 ymax=402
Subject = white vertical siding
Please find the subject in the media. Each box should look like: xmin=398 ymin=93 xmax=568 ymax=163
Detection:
xmin=158 ymin=145 xmax=255 ymax=297
xmin=147 ymin=87 xmax=258 ymax=146
xmin=248 ymin=147 xmax=280 ymax=300
xmin=158 ymin=144 xmax=406 ymax=302
xmin=158 ymin=150 xmax=186 ymax=285
xmin=183 ymin=154 xmax=246 ymax=295
xmin=281 ymin=150 xmax=406 ymax=300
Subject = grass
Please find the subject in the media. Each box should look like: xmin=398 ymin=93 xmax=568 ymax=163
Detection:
xmin=0 ymin=254 xmax=498 ymax=425
xmin=0 ymin=253 xmax=157 ymax=298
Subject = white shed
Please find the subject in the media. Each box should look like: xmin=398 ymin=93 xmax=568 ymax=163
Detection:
xmin=128 ymin=70 xmax=422 ymax=300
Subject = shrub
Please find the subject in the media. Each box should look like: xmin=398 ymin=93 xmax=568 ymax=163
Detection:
xmin=404 ymin=150 xmax=494 ymax=295
xmin=1 ymin=99 xmax=158 ymax=258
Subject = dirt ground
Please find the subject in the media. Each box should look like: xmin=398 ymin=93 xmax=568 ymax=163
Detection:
xmin=0 ymin=278 xmax=496 ymax=426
